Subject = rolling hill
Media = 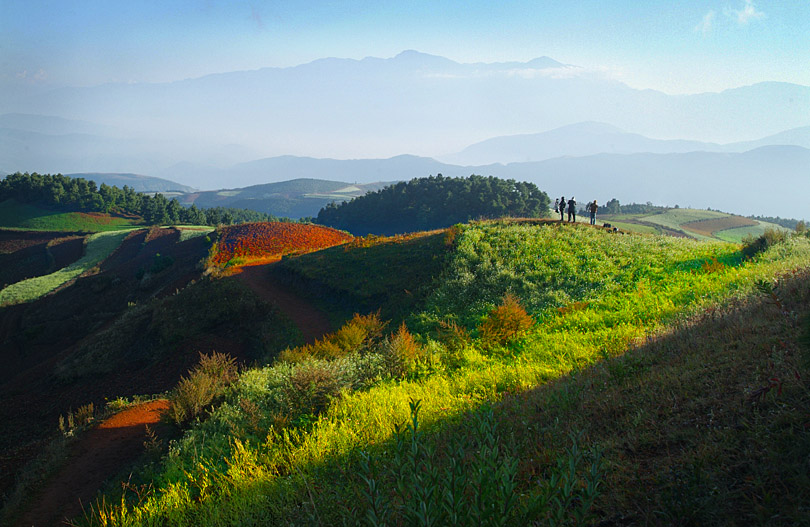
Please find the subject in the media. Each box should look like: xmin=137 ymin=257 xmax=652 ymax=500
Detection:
xmin=173 ymin=178 xmax=390 ymax=218
xmin=1 ymin=218 xmax=809 ymax=525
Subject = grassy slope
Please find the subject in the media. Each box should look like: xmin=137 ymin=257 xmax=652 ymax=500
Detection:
xmin=715 ymin=219 xmax=789 ymax=243
xmin=278 ymin=230 xmax=448 ymax=324
xmin=0 ymin=199 xmax=140 ymax=232
xmin=79 ymin=222 xmax=810 ymax=526
xmin=0 ymin=229 xmax=132 ymax=306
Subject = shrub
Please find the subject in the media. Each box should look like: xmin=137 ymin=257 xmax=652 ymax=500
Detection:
xmin=284 ymin=361 xmax=343 ymax=417
xmin=742 ymin=228 xmax=789 ymax=258
xmin=380 ymin=323 xmax=425 ymax=378
xmin=477 ymin=294 xmax=535 ymax=347
xmin=280 ymin=312 xmax=387 ymax=363
xmin=168 ymin=352 xmax=238 ymax=425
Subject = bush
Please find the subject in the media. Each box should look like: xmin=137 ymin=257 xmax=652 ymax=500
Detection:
xmin=168 ymin=352 xmax=238 ymax=425
xmin=477 ymin=294 xmax=535 ymax=348
xmin=742 ymin=228 xmax=789 ymax=258
xmin=284 ymin=361 xmax=343 ymax=417
xmin=280 ymin=312 xmax=387 ymax=362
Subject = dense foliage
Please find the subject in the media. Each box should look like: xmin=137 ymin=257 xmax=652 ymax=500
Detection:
xmin=316 ymin=174 xmax=550 ymax=235
xmin=0 ymin=172 xmax=280 ymax=226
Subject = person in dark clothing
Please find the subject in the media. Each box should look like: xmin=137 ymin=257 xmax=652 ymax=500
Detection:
xmin=567 ymin=197 xmax=577 ymax=222
xmin=588 ymin=200 xmax=598 ymax=225
xmin=559 ymin=196 xmax=566 ymax=221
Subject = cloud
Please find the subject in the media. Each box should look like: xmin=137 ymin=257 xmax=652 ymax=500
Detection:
xmin=731 ymin=0 xmax=764 ymax=25
xmin=694 ymin=10 xmax=716 ymax=35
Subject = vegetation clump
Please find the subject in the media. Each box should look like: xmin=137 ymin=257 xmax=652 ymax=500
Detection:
xmin=168 ymin=352 xmax=238 ymax=425
xmin=477 ymin=293 xmax=535 ymax=348
xmin=0 ymin=172 xmax=289 ymax=227
xmin=742 ymin=227 xmax=790 ymax=258
xmin=317 ymin=174 xmax=550 ymax=235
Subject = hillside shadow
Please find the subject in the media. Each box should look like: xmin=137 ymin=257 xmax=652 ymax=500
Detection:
xmin=99 ymin=267 xmax=810 ymax=525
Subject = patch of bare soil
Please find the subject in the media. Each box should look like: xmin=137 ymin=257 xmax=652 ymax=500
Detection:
xmin=237 ymin=263 xmax=332 ymax=344
xmin=16 ymin=399 xmax=169 ymax=527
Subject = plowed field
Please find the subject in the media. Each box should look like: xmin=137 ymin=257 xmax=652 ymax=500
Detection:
xmin=682 ymin=216 xmax=757 ymax=237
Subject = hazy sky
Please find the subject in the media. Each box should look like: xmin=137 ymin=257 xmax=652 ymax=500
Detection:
xmin=2 ymin=0 xmax=808 ymax=94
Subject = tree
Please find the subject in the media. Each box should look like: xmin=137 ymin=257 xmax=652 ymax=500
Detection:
xmin=605 ymin=199 xmax=621 ymax=214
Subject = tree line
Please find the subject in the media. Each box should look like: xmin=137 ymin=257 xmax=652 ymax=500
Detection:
xmin=0 ymin=172 xmax=285 ymax=226
xmin=316 ymin=174 xmax=550 ymax=235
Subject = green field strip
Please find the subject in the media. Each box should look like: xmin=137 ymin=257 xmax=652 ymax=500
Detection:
xmin=714 ymin=220 xmax=790 ymax=243
xmin=0 ymin=229 xmax=132 ymax=305
xmin=0 ymin=199 xmax=141 ymax=232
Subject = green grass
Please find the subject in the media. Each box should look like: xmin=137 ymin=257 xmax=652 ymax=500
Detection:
xmin=714 ymin=219 xmax=789 ymax=243
xmin=0 ymin=230 xmax=132 ymax=306
xmin=175 ymin=225 xmax=215 ymax=242
xmin=601 ymin=220 xmax=659 ymax=234
xmin=637 ymin=209 xmax=728 ymax=239
xmin=279 ymin=231 xmax=448 ymax=323
xmin=0 ymin=199 xmax=141 ymax=232
xmin=78 ymin=224 xmax=810 ymax=526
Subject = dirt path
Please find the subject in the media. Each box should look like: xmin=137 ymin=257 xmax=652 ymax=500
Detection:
xmin=17 ymin=399 xmax=169 ymax=527
xmin=237 ymin=263 xmax=332 ymax=344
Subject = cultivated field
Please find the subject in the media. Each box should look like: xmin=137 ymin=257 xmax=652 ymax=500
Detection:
xmin=0 ymin=199 xmax=141 ymax=232
xmin=210 ymin=221 xmax=353 ymax=267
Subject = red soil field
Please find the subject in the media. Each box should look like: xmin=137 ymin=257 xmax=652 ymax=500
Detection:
xmin=17 ymin=400 xmax=170 ymax=527
xmin=211 ymin=222 xmax=352 ymax=265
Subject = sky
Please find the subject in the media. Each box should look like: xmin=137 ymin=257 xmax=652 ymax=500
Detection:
xmin=1 ymin=0 xmax=809 ymax=95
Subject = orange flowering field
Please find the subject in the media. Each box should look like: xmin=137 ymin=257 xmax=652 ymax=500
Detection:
xmin=210 ymin=222 xmax=353 ymax=266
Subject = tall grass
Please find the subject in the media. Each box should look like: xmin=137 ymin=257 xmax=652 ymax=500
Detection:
xmin=81 ymin=223 xmax=810 ymax=526
xmin=0 ymin=229 xmax=132 ymax=305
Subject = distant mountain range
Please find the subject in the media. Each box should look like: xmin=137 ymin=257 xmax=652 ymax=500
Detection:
xmin=2 ymin=50 xmax=809 ymax=168
xmin=1 ymin=50 xmax=808 ymax=218
xmin=441 ymin=121 xmax=810 ymax=165
xmin=144 ymin=144 xmax=808 ymax=220
xmin=66 ymin=173 xmax=196 ymax=193
xmin=171 ymin=179 xmax=390 ymax=218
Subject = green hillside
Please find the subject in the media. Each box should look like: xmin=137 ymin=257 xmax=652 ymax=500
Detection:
xmin=0 ymin=199 xmax=140 ymax=232
xmin=180 ymin=178 xmax=390 ymax=219
xmin=70 ymin=221 xmax=810 ymax=526
xmin=601 ymin=207 xmax=790 ymax=241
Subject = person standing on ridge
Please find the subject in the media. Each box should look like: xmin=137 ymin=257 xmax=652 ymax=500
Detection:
xmin=588 ymin=200 xmax=598 ymax=225
xmin=567 ymin=197 xmax=577 ymax=222
xmin=559 ymin=196 xmax=566 ymax=221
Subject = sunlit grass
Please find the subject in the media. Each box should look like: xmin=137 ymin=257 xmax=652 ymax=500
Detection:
xmin=0 ymin=229 xmax=133 ymax=306
xmin=82 ymin=223 xmax=810 ymax=526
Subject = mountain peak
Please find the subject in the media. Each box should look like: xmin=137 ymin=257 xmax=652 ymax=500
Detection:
xmin=391 ymin=50 xmax=458 ymax=68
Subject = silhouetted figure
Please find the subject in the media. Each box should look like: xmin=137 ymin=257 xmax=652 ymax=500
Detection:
xmin=588 ymin=200 xmax=598 ymax=225
xmin=567 ymin=197 xmax=576 ymax=222
xmin=558 ymin=196 xmax=565 ymax=221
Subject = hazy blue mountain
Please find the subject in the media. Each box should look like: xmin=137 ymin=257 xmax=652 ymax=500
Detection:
xmin=174 ymin=178 xmax=391 ymax=218
xmin=443 ymin=121 xmax=810 ymax=165
xmin=441 ymin=122 xmax=724 ymax=165
xmin=156 ymin=146 xmax=810 ymax=219
xmin=66 ymin=173 xmax=196 ymax=193
xmin=499 ymin=145 xmax=810 ymax=219
xmin=725 ymin=126 xmax=810 ymax=152
xmin=4 ymin=52 xmax=808 ymax=173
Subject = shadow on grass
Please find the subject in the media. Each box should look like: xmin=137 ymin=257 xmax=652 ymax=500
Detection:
xmin=84 ymin=267 xmax=810 ymax=526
